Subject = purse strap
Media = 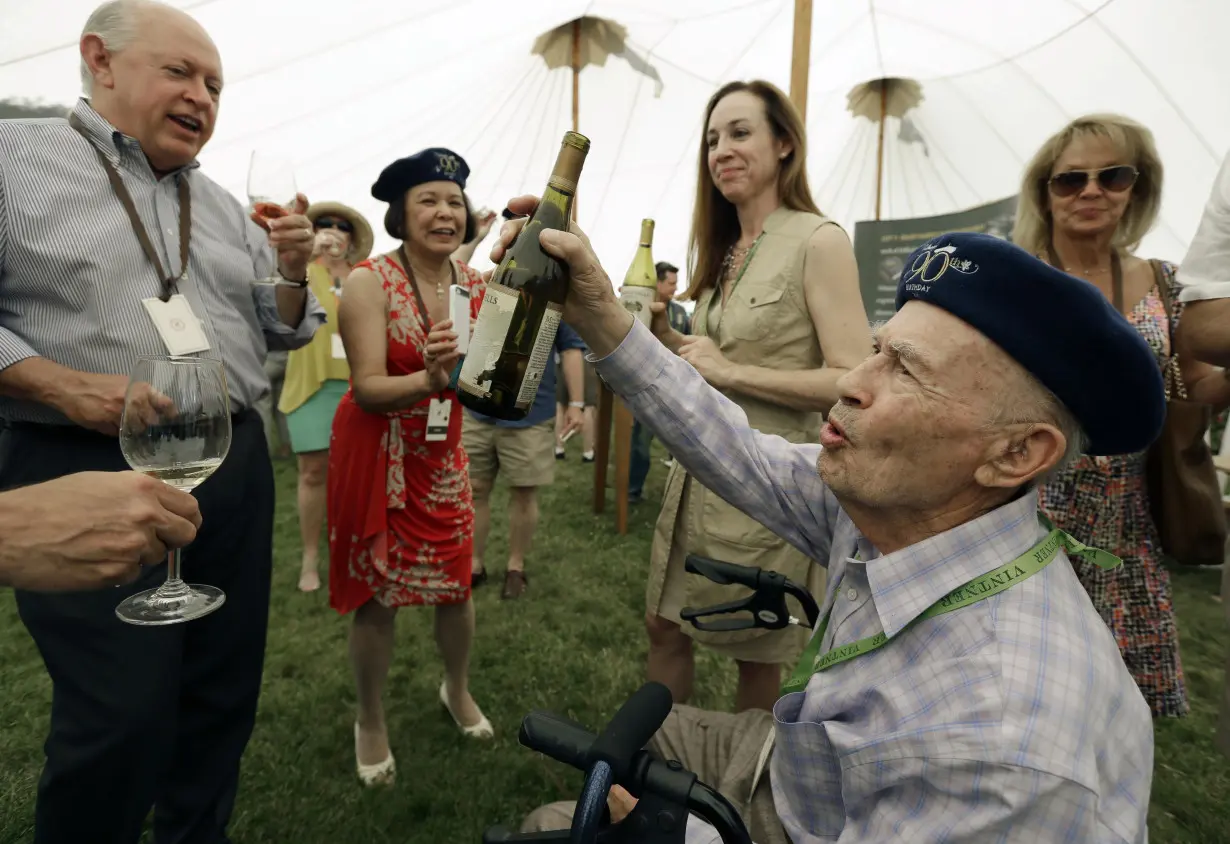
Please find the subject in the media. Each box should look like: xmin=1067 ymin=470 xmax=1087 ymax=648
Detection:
xmin=1150 ymin=258 xmax=1188 ymax=401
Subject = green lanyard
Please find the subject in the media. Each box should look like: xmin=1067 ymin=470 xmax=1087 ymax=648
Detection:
xmin=780 ymin=515 xmax=1121 ymax=696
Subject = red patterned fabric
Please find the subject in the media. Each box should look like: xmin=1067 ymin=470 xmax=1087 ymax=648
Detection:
xmin=328 ymin=256 xmax=484 ymax=613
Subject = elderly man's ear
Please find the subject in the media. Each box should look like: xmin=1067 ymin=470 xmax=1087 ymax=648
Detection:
xmin=975 ymin=424 xmax=1067 ymax=491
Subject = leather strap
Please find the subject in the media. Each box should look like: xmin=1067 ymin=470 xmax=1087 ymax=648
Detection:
xmin=1045 ymin=243 xmax=1124 ymax=312
xmin=395 ymin=245 xmax=456 ymax=334
xmin=69 ymin=114 xmax=190 ymax=302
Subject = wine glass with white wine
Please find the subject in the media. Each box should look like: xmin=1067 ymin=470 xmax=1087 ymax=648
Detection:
xmin=116 ymin=355 xmax=232 ymax=626
xmin=246 ymin=149 xmax=299 ymax=286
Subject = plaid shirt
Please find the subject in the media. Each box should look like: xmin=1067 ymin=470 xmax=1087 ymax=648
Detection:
xmin=593 ymin=320 xmax=1153 ymax=844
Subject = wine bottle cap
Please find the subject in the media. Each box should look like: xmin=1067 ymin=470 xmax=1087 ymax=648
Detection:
xmin=639 ymin=218 xmax=655 ymax=245
xmin=561 ymin=131 xmax=591 ymax=152
xmin=550 ymin=132 xmax=590 ymax=195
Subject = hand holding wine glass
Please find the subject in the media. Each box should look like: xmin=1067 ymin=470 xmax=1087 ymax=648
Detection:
xmin=116 ymin=355 xmax=232 ymax=626
xmin=246 ymin=151 xmax=314 ymax=284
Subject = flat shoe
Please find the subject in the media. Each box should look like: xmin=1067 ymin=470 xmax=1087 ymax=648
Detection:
xmin=439 ymin=682 xmax=494 ymax=739
xmin=501 ymin=570 xmax=528 ymax=600
xmin=353 ymin=722 xmax=395 ymax=786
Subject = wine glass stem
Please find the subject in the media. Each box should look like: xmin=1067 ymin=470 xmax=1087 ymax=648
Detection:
xmin=157 ymin=548 xmax=193 ymax=601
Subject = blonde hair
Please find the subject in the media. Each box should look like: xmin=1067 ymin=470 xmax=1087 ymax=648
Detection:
xmin=684 ymin=80 xmax=822 ymax=300
xmin=1012 ymin=113 xmax=1163 ymax=257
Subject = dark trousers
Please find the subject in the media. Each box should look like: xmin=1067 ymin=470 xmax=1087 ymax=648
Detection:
xmin=629 ymin=420 xmax=655 ymax=498
xmin=0 ymin=411 xmax=274 ymax=844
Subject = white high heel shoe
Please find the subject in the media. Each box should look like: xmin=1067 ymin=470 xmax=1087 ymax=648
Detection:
xmin=439 ymin=682 xmax=495 ymax=739
xmin=353 ymin=722 xmax=396 ymax=786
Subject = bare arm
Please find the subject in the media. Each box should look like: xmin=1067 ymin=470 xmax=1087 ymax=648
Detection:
xmin=720 ymin=225 xmax=872 ymax=412
xmin=273 ymin=284 xmax=310 ymax=330
xmin=651 ymin=310 xmax=688 ymax=354
xmin=452 ymin=239 xmax=480 ymax=266
xmin=561 ymin=347 xmax=584 ymax=403
xmin=1177 ymin=300 xmax=1230 ymax=367
xmin=1176 ymin=320 xmax=1230 ymax=409
xmin=0 ymin=358 xmax=129 ymax=435
xmin=338 ymin=267 xmax=439 ymax=414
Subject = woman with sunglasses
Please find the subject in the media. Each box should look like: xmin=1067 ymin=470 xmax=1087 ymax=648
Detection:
xmin=1014 ymin=114 xmax=1230 ymax=717
xmin=279 ymin=202 xmax=374 ymax=592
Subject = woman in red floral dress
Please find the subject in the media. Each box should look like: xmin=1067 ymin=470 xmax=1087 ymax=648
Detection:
xmin=328 ymin=148 xmax=494 ymax=786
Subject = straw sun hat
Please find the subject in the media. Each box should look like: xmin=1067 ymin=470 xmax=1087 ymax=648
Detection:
xmin=306 ymin=201 xmax=374 ymax=263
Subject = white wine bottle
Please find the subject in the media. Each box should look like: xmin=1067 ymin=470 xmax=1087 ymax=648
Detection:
xmin=456 ymin=132 xmax=590 ymax=420
xmin=620 ymin=218 xmax=656 ymax=328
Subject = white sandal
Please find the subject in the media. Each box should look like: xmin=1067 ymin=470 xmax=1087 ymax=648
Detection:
xmin=439 ymin=682 xmax=495 ymax=739
xmin=353 ymin=722 xmax=396 ymax=786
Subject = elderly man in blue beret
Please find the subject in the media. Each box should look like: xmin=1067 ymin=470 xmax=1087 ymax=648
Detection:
xmin=502 ymin=193 xmax=1161 ymax=843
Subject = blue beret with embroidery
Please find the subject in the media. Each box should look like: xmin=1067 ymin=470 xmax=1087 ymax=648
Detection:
xmin=895 ymin=232 xmax=1165 ymax=456
xmin=372 ymin=147 xmax=470 ymax=202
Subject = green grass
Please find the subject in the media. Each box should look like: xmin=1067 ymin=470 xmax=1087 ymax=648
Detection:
xmin=0 ymin=445 xmax=1228 ymax=843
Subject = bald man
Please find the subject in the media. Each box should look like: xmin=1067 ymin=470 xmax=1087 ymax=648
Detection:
xmin=0 ymin=1 xmax=324 ymax=841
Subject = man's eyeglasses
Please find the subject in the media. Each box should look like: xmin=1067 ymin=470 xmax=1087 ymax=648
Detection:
xmin=1047 ymin=165 xmax=1138 ymax=198
xmin=314 ymin=217 xmax=353 ymax=234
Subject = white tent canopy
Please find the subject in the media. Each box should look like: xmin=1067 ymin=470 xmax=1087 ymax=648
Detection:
xmin=1 ymin=0 xmax=1227 ymax=276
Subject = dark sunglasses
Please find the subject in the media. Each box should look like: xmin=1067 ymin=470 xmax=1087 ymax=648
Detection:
xmin=1047 ymin=165 xmax=1138 ymax=198
xmin=314 ymin=217 xmax=353 ymax=234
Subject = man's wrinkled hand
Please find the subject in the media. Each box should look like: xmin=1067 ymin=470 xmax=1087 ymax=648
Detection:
xmin=489 ymin=195 xmax=618 ymax=329
xmin=58 ymin=373 xmax=130 ymax=436
xmin=269 ymin=193 xmax=314 ymax=281
xmin=606 ymin=785 xmax=638 ymax=824
xmin=562 ymin=405 xmax=584 ymax=437
xmin=0 ymin=472 xmax=201 ymax=592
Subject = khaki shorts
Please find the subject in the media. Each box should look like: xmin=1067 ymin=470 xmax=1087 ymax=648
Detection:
xmin=462 ymin=416 xmax=556 ymax=488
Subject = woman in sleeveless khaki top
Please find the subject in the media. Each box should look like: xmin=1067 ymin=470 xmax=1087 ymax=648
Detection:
xmin=643 ymin=81 xmax=872 ymax=712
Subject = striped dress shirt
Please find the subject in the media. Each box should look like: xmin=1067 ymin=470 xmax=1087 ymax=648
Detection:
xmin=593 ymin=319 xmax=1153 ymax=844
xmin=0 ymin=99 xmax=324 ymax=424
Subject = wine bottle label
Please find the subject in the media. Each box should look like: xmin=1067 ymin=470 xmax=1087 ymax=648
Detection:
xmin=620 ymin=287 xmax=656 ymax=328
xmin=457 ymin=282 xmax=520 ymax=399
xmin=515 ymin=303 xmax=563 ymax=409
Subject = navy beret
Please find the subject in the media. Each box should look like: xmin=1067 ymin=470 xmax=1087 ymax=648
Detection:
xmin=895 ymin=232 xmax=1165 ymax=456
xmin=372 ymin=147 xmax=470 ymax=202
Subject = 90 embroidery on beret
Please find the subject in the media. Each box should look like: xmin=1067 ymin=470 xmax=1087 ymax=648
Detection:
xmin=895 ymin=232 xmax=1165 ymax=456
xmin=372 ymin=147 xmax=470 ymax=202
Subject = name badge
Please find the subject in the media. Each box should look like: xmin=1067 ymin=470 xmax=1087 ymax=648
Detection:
xmin=142 ymin=294 xmax=211 ymax=355
xmin=426 ymin=397 xmax=451 ymax=442
xmin=331 ymin=333 xmax=346 ymax=360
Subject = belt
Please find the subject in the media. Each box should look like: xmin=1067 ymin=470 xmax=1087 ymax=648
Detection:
xmin=5 ymin=406 xmax=256 ymax=435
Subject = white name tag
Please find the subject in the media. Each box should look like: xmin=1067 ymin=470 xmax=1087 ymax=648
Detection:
xmin=331 ymin=333 xmax=346 ymax=360
xmin=426 ymin=397 xmax=451 ymax=442
xmin=142 ymin=294 xmax=211 ymax=355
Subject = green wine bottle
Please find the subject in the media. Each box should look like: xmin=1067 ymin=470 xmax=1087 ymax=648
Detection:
xmin=456 ymin=132 xmax=590 ymax=420
xmin=620 ymin=218 xmax=657 ymax=328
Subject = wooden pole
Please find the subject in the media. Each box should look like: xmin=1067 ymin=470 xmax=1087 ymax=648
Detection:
xmin=571 ymin=19 xmax=581 ymax=135
xmin=571 ymin=18 xmax=582 ymax=223
xmin=789 ymin=0 xmax=813 ymax=120
xmin=875 ymin=80 xmax=887 ymax=221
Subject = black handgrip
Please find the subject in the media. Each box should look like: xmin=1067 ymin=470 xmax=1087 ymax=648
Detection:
xmin=587 ymin=682 xmax=673 ymax=783
xmin=520 ymin=710 xmax=596 ymax=772
xmin=685 ymin=554 xmax=762 ymax=588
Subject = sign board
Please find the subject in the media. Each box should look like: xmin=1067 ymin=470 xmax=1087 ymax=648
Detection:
xmin=852 ymin=196 xmax=1018 ymax=324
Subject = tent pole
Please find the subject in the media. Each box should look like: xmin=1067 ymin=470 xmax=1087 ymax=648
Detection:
xmin=789 ymin=0 xmax=813 ymax=120
xmin=875 ymin=80 xmax=887 ymax=221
